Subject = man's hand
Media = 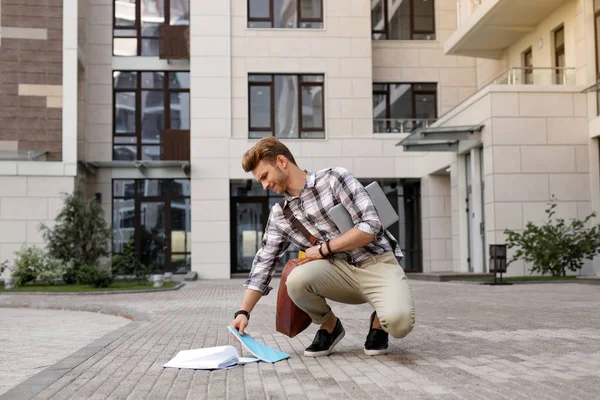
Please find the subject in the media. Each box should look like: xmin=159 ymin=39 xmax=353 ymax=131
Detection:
xmin=304 ymin=244 xmax=323 ymax=259
xmin=230 ymin=314 xmax=249 ymax=335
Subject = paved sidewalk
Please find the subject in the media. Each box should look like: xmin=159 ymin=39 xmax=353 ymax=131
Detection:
xmin=1 ymin=279 xmax=600 ymax=399
xmin=0 ymin=308 xmax=130 ymax=396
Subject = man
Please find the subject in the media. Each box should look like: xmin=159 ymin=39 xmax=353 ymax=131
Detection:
xmin=230 ymin=137 xmax=415 ymax=357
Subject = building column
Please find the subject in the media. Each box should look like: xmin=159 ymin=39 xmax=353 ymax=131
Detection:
xmin=190 ymin=2 xmax=232 ymax=279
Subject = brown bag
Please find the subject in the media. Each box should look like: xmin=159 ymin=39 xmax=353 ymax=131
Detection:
xmin=275 ymin=200 xmax=319 ymax=338
xmin=276 ymin=258 xmax=312 ymax=337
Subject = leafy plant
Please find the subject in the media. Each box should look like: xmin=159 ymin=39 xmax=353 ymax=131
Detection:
xmin=111 ymin=239 xmax=149 ymax=284
xmin=37 ymin=258 xmax=72 ymax=285
xmin=504 ymin=198 xmax=600 ymax=276
xmin=40 ymin=181 xmax=111 ymax=283
xmin=11 ymin=246 xmax=46 ymax=286
xmin=0 ymin=260 xmax=8 ymax=276
xmin=76 ymin=264 xmax=114 ymax=288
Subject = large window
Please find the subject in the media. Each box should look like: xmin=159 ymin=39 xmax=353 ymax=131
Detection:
xmin=373 ymin=83 xmax=437 ymax=133
xmin=247 ymin=0 xmax=323 ymax=28
xmin=248 ymin=74 xmax=325 ymax=139
xmin=372 ymin=0 xmax=435 ymax=40
xmin=113 ymin=71 xmax=190 ymax=161
xmin=113 ymin=179 xmax=191 ymax=274
xmin=595 ymin=0 xmax=600 ymax=114
xmin=113 ymin=0 xmax=190 ymax=56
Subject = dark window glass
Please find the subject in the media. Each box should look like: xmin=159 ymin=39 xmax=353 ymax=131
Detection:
xmin=249 ymin=74 xmax=324 ymax=139
xmin=248 ymin=0 xmax=323 ymax=29
xmin=113 ymin=71 xmax=189 ymax=160
xmin=113 ymin=0 xmax=189 ymax=56
xmin=373 ymin=82 xmax=437 ymax=133
xmin=372 ymin=0 xmax=435 ymax=40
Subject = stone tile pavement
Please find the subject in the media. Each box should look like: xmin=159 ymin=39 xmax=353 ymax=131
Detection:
xmin=1 ymin=279 xmax=600 ymax=399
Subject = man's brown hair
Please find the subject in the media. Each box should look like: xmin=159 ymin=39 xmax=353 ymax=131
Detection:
xmin=241 ymin=137 xmax=297 ymax=172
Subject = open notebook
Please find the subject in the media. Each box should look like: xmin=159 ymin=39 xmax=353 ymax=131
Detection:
xmin=162 ymin=345 xmax=259 ymax=370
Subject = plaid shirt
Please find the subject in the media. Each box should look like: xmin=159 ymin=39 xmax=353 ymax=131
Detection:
xmin=244 ymin=167 xmax=403 ymax=295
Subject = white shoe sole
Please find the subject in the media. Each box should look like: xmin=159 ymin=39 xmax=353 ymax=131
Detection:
xmin=364 ymin=348 xmax=388 ymax=356
xmin=304 ymin=330 xmax=346 ymax=357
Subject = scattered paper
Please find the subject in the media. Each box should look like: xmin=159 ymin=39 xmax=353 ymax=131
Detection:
xmin=162 ymin=327 xmax=289 ymax=370
xmin=228 ymin=326 xmax=290 ymax=363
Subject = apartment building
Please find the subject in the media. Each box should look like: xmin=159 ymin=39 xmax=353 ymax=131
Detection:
xmin=1 ymin=0 xmax=598 ymax=281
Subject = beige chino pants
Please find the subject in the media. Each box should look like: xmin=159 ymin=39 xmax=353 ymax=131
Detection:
xmin=286 ymin=251 xmax=415 ymax=338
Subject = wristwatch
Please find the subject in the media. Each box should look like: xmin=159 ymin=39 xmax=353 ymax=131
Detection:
xmin=235 ymin=310 xmax=250 ymax=320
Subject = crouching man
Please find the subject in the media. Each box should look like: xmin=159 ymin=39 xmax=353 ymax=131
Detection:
xmin=230 ymin=137 xmax=415 ymax=357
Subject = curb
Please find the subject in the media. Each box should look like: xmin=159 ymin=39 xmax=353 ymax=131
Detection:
xmin=0 ymin=303 xmax=151 ymax=400
xmin=0 ymin=282 xmax=185 ymax=296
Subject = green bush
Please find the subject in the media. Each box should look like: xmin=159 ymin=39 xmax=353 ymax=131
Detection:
xmin=40 ymin=180 xmax=111 ymax=284
xmin=112 ymin=239 xmax=149 ymax=284
xmin=76 ymin=264 xmax=114 ymax=288
xmin=37 ymin=258 xmax=72 ymax=285
xmin=504 ymin=199 xmax=600 ymax=276
xmin=11 ymin=246 xmax=46 ymax=286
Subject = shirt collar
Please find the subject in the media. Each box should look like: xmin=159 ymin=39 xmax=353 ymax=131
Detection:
xmin=282 ymin=170 xmax=315 ymax=205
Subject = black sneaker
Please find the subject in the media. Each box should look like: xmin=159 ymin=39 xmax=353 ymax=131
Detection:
xmin=304 ymin=318 xmax=345 ymax=357
xmin=364 ymin=311 xmax=389 ymax=356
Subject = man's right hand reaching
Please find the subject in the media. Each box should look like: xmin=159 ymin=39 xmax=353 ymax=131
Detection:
xmin=231 ymin=314 xmax=249 ymax=335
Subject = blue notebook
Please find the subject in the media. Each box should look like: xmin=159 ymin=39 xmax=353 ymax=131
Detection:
xmin=228 ymin=326 xmax=290 ymax=363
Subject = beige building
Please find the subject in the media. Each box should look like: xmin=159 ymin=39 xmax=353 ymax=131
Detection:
xmin=0 ymin=0 xmax=598 ymax=280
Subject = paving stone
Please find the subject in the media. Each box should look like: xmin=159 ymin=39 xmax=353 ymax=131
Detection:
xmin=1 ymin=280 xmax=600 ymax=399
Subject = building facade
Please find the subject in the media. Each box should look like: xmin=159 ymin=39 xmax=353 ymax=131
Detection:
xmin=1 ymin=0 xmax=599 ymax=280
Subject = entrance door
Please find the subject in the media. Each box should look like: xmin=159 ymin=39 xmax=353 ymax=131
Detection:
xmin=466 ymin=153 xmax=474 ymax=272
xmin=231 ymin=198 xmax=269 ymax=273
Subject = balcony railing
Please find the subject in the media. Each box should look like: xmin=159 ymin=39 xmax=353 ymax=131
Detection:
xmin=373 ymin=119 xmax=436 ymax=134
xmin=485 ymin=66 xmax=576 ymax=86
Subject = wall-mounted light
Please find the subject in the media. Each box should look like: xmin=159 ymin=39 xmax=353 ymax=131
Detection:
xmin=537 ymin=38 xmax=543 ymax=49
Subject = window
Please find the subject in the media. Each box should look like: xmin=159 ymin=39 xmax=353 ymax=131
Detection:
xmin=113 ymin=179 xmax=191 ymax=274
xmin=373 ymin=83 xmax=437 ymax=133
xmin=248 ymin=0 xmax=323 ymax=28
xmin=372 ymin=0 xmax=435 ymax=40
xmin=554 ymin=25 xmax=565 ymax=84
xmin=522 ymin=47 xmax=533 ymax=84
xmin=113 ymin=0 xmax=190 ymax=56
xmin=113 ymin=71 xmax=190 ymax=161
xmin=248 ymin=74 xmax=325 ymax=139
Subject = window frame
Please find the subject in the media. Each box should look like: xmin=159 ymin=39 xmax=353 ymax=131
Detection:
xmin=112 ymin=0 xmax=189 ymax=56
xmin=554 ymin=25 xmax=565 ymax=84
xmin=112 ymin=71 xmax=190 ymax=161
xmin=247 ymin=73 xmax=325 ymax=139
xmin=372 ymin=0 xmax=436 ymax=40
xmin=522 ymin=47 xmax=533 ymax=84
xmin=595 ymin=1 xmax=600 ymax=81
xmin=247 ymin=0 xmax=324 ymax=28
xmin=112 ymin=179 xmax=191 ymax=273
xmin=373 ymin=82 xmax=438 ymax=131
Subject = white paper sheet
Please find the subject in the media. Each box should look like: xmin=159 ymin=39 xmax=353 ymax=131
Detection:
xmin=162 ymin=345 xmax=240 ymax=370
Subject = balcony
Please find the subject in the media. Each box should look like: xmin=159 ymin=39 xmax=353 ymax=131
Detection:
xmin=158 ymin=25 xmax=189 ymax=60
xmin=485 ymin=66 xmax=576 ymax=86
xmin=445 ymin=0 xmax=568 ymax=58
xmin=373 ymin=118 xmax=437 ymax=134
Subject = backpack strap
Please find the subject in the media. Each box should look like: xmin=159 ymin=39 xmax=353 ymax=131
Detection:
xmin=279 ymin=199 xmax=318 ymax=246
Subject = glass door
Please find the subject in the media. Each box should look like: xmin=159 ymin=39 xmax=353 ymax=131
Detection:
xmin=231 ymin=198 xmax=269 ymax=273
xmin=466 ymin=153 xmax=474 ymax=272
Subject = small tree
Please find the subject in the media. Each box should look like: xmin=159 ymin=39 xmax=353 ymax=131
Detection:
xmin=111 ymin=239 xmax=149 ymax=283
xmin=40 ymin=181 xmax=111 ymax=283
xmin=504 ymin=199 xmax=600 ymax=276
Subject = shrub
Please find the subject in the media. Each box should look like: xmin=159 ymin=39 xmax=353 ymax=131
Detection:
xmin=111 ymin=240 xmax=149 ymax=284
xmin=76 ymin=264 xmax=114 ymax=288
xmin=40 ymin=181 xmax=111 ymax=283
xmin=504 ymin=199 xmax=600 ymax=276
xmin=11 ymin=246 xmax=46 ymax=286
xmin=37 ymin=258 xmax=72 ymax=285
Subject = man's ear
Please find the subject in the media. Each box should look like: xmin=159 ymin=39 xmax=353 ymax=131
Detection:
xmin=276 ymin=155 xmax=287 ymax=168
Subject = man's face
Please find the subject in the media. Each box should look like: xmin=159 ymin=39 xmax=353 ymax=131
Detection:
xmin=252 ymin=158 xmax=288 ymax=195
